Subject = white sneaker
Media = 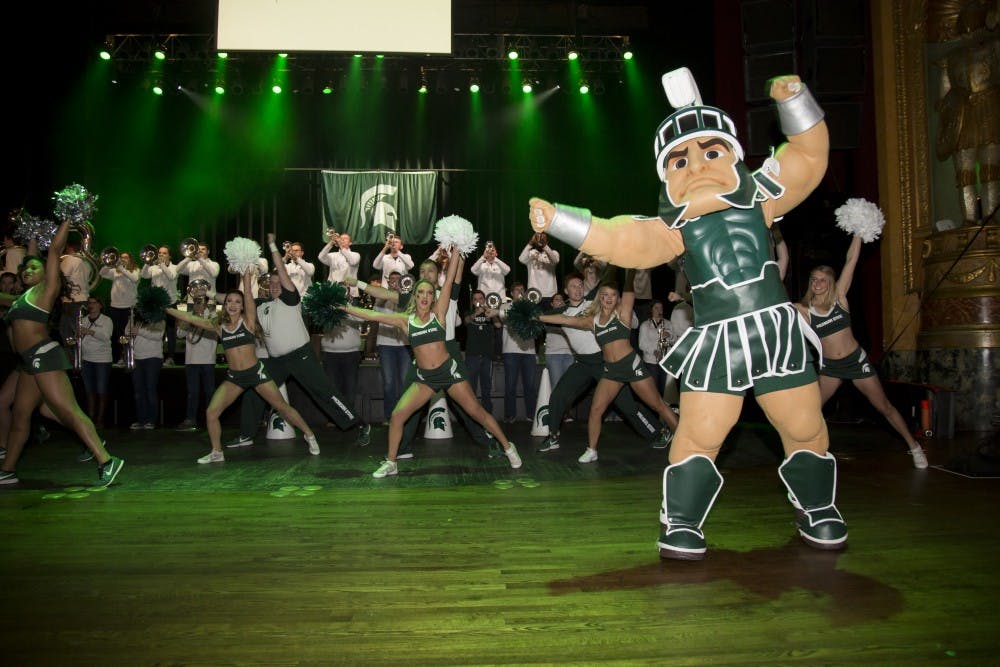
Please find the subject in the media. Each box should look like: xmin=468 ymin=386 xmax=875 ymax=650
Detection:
xmin=396 ymin=452 xmax=414 ymax=460
xmin=373 ymin=459 xmax=398 ymax=478
xmin=578 ymin=448 xmax=599 ymax=463
xmin=505 ymin=443 xmax=522 ymax=469
xmin=197 ymin=450 xmax=225 ymax=464
xmin=306 ymin=434 xmax=320 ymax=456
xmin=129 ymin=422 xmax=143 ymax=431
xmin=909 ymin=446 xmax=928 ymax=469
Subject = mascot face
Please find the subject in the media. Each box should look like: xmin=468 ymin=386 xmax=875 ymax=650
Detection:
xmin=663 ymin=136 xmax=740 ymax=218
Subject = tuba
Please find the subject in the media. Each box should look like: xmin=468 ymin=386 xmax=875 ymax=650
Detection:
xmin=179 ymin=237 xmax=200 ymax=259
xmin=71 ymin=220 xmax=102 ymax=291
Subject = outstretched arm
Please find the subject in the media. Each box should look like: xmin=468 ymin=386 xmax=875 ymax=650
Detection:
xmin=529 ymin=198 xmax=686 ymax=269
xmin=342 ymin=304 xmax=407 ymax=331
xmin=538 ymin=312 xmax=594 ymax=331
xmin=344 ymin=275 xmax=400 ymax=304
xmin=837 ymin=235 xmax=863 ymax=300
xmin=166 ymin=307 xmax=220 ymax=333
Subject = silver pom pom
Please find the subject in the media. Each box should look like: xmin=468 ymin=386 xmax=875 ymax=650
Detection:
xmin=433 ymin=214 xmax=479 ymax=257
xmin=834 ymin=198 xmax=885 ymax=243
xmin=15 ymin=216 xmax=58 ymax=250
xmin=53 ymin=184 xmax=98 ymax=225
xmin=224 ymin=237 xmax=263 ymax=274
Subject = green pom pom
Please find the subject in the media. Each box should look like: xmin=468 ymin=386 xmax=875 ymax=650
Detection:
xmin=506 ymin=299 xmax=545 ymax=339
xmin=302 ymin=281 xmax=349 ymax=331
xmin=135 ymin=279 xmax=172 ymax=323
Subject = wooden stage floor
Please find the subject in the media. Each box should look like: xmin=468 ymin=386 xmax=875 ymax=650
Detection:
xmin=1 ymin=417 xmax=998 ymax=665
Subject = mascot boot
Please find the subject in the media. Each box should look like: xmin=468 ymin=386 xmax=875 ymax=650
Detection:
xmin=778 ymin=450 xmax=848 ymax=550
xmin=657 ymin=455 xmax=724 ymax=561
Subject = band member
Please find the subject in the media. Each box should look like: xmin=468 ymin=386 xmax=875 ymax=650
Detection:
xmin=574 ymin=252 xmax=607 ymax=293
xmin=542 ymin=292 xmax=574 ymax=389
xmin=518 ymin=232 xmax=559 ymax=306
xmin=373 ymin=235 xmax=413 ymax=287
xmin=128 ymin=315 xmax=165 ymax=430
xmin=283 ymin=242 xmax=315 ymax=296
xmin=317 ymin=231 xmax=360 ymax=297
xmin=227 ymin=234 xmax=371 ymax=449
xmin=797 ymin=234 xmax=928 ymax=469
xmin=0 ymin=219 xmax=123 ymax=486
xmin=529 ymin=71 xmax=844 ymax=559
xmin=319 ymin=312 xmax=363 ymax=428
xmin=58 ymin=239 xmax=92 ymax=345
xmin=539 ymin=272 xmax=679 ymax=462
xmin=463 ymin=289 xmax=502 ymax=414
xmin=167 ymin=268 xmax=320 ymax=463
xmin=177 ymin=243 xmax=220 ymax=302
xmin=637 ymin=300 xmax=674 ymax=397
xmin=1 ymin=234 xmax=25 ymax=276
xmin=373 ymin=271 xmax=411 ymax=422
xmin=141 ymin=246 xmax=180 ymax=363
xmin=344 ymin=247 xmax=522 ymax=478
xmin=99 ymin=251 xmax=139 ymax=366
xmin=79 ymin=295 xmax=113 ymax=429
xmin=175 ymin=297 xmax=218 ymax=433
xmin=501 ymin=283 xmax=538 ymax=423
xmin=470 ymin=243 xmax=511 ymax=299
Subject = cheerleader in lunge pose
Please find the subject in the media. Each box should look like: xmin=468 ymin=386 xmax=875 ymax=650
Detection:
xmin=797 ymin=230 xmax=928 ymax=469
xmin=166 ymin=268 xmax=320 ymax=464
xmin=538 ymin=270 xmax=679 ymax=463
xmin=343 ymin=246 xmax=522 ymax=478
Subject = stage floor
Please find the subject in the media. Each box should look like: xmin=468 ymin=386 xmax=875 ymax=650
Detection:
xmin=1 ymin=418 xmax=998 ymax=665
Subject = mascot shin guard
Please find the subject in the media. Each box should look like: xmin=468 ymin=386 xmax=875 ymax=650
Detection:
xmin=778 ymin=450 xmax=848 ymax=550
xmin=657 ymin=455 xmax=724 ymax=561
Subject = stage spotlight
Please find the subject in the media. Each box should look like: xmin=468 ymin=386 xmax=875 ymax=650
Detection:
xmin=154 ymin=48 xmax=166 ymax=61
xmin=272 ymin=84 xmax=282 ymax=94
xmin=376 ymin=54 xmax=385 ymax=59
xmin=353 ymin=53 xmax=362 ymax=59
xmin=568 ymin=50 xmax=579 ymax=61
xmin=99 ymin=49 xmax=111 ymax=61
xmin=522 ymin=82 xmax=533 ymax=93
xmin=218 ymin=52 xmax=228 ymax=59
xmin=469 ymin=76 xmax=480 ymax=93
xmin=579 ymin=81 xmax=590 ymax=94
xmin=623 ymin=50 xmax=633 ymax=60
xmin=278 ymin=53 xmax=288 ymax=58
xmin=322 ymin=83 xmax=333 ymax=95
xmin=215 ymin=84 xmax=225 ymax=95
xmin=508 ymin=48 xmax=519 ymax=60
xmin=152 ymin=82 xmax=164 ymax=95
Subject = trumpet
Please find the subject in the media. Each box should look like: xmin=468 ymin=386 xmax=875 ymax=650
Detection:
xmin=485 ymin=292 xmax=503 ymax=310
xmin=385 ymin=231 xmax=396 ymax=244
xmin=525 ymin=288 xmax=542 ymax=304
xmin=100 ymin=246 xmax=120 ymax=267
xmin=282 ymin=241 xmax=293 ymax=263
xmin=140 ymin=244 xmax=159 ymax=264
xmin=655 ymin=323 xmax=673 ymax=359
xmin=399 ymin=274 xmax=415 ymax=294
xmin=325 ymin=228 xmax=339 ymax=247
xmin=180 ymin=237 xmax=200 ymax=259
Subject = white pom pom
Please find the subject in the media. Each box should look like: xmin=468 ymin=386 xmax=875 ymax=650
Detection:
xmin=433 ymin=215 xmax=479 ymax=257
xmin=224 ymin=237 xmax=263 ymax=274
xmin=834 ymin=198 xmax=885 ymax=243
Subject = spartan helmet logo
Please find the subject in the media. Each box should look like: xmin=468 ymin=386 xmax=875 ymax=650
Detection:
xmin=270 ymin=415 xmax=287 ymax=432
xmin=429 ymin=405 xmax=448 ymax=431
xmin=360 ymin=184 xmax=398 ymax=234
xmin=536 ymin=405 xmax=550 ymax=426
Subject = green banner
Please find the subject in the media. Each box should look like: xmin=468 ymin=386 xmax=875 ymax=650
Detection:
xmin=321 ymin=170 xmax=438 ymax=244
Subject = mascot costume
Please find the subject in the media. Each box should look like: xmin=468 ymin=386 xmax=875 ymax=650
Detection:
xmin=529 ymin=69 xmax=848 ymax=560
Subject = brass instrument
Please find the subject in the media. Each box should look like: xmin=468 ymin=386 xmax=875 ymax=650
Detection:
xmin=186 ymin=279 xmax=210 ymax=344
xmin=485 ymin=292 xmax=503 ymax=310
xmin=100 ymin=245 xmax=120 ymax=267
xmin=525 ymin=288 xmax=542 ymax=304
xmin=386 ymin=231 xmax=396 ymax=244
xmin=179 ymin=237 xmax=200 ymax=259
xmin=67 ymin=307 xmax=85 ymax=372
xmin=282 ymin=241 xmax=294 ymax=263
xmin=655 ymin=322 xmax=673 ymax=359
xmin=258 ymin=273 xmax=273 ymax=291
xmin=325 ymin=228 xmax=339 ymax=247
xmin=118 ymin=307 xmax=136 ymax=371
xmin=484 ymin=240 xmax=495 ymax=251
xmin=399 ymin=274 xmax=415 ymax=293
xmin=70 ymin=220 xmax=102 ymax=291
xmin=140 ymin=244 xmax=159 ymax=264
xmin=357 ymin=289 xmax=377 ymax=340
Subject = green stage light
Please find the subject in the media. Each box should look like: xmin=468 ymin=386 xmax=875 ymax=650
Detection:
xmin=353 ymin=53 xmax=362 ymax=59
xmin=418 ymin=84 xmax=428 ymax=94
xmin=215 ymin=85 xmax=225 ymax=95
xmin=522 ymin=82 xmax=532 ymax=93
xmin=322 ymin=85 xmax=333 ymax=94
xmin=99 ymin=50 xmax=111 ymax=61
xmin=376 ymin=54 xmax=385 ymax=59
xmin=579 ymin=82 xmax=590 ymax=94
xmin=623 ymin=50 xmax=633 ymax=60
xmin=154 ymin=49 xmax=166 ymax=61
xmin=272 ymin=84 xmax=282 ymax=94
xmin=217 ymin=52 xmax=228 ymax=59
xmin=278 ymin=53 xmax=288 ymax=58
xmin=152 ymin=84 xmax=163 ymax=95
xmin=508 ymin=49 xmax=518 ymax=60
xmin=567 ymin=50 xmax=579 ymax=61
xmin=470 ymin=82 xmax=480 ymax=93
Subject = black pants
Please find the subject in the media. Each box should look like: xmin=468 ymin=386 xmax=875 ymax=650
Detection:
xmin=547 ymin=352 xmax=660 ymax=440
xmin=238 ymin=343 xmax=359 ymax=437
xmin=322 ymin=350 xmax=361 ymax=411
xmin=109 ymin=306 xmax=131 ymax=364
